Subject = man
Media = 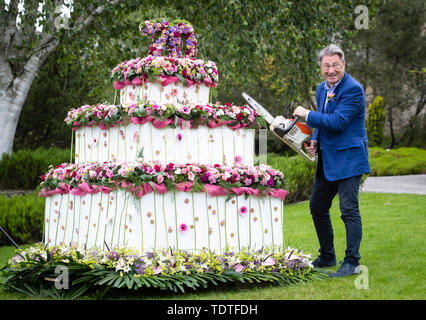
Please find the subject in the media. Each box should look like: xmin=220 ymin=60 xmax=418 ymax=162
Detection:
xmin=293 ymin=44 xmax=370 ymax=277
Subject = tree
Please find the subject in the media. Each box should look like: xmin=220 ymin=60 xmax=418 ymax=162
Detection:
xmin=344 ymin=0 xmax=426 ymax=148
xmin=2 ymin=0 xmax=382 ymax=157
xmin=0 ymin=0 xmax=141 ymax=157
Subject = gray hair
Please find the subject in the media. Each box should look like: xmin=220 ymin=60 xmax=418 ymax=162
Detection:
xmin=318 ymin=44 xmax=345 ymax=64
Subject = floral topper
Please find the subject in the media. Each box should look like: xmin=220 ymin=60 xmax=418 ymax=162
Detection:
xmin=140 ymin=19 xmax=198 ymax=59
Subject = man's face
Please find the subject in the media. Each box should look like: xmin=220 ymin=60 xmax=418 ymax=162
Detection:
xmin=320 ymin=54 xmax=345 ymax=86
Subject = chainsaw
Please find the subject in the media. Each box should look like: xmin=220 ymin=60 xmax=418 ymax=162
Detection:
xmin=242 ymin=92 xmax=316 ymax=162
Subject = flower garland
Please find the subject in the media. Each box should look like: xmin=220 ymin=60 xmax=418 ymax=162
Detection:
xmin=64 ymin=101 xmax=268 ymax=131
xmin=111 ymin=55 xmax=218 ymax=89
xmin=38 ymin=161 xmax=287 ymax=200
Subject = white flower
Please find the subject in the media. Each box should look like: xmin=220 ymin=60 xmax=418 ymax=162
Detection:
xmin=115 ymin=258 xmax=131 ymax=273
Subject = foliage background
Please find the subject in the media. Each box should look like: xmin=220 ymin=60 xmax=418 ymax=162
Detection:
xmin=10 ymin=0 xmax=396 ymax=156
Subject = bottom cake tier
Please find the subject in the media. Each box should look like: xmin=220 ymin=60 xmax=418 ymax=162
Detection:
xmin=44 ymin=190 xmax=284 ymax=253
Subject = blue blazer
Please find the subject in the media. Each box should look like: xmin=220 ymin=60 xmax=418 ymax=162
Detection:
xmin=307 ymin=73 xmax=371 ymax=181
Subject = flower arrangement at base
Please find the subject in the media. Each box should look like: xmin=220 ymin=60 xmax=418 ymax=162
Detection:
xmin=1 ymin=243 xmax=327 ymax=299
xmin=64 ymin=101 xmax=267 ymax=131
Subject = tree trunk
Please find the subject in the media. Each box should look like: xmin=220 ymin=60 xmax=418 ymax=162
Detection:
xmin=0 ymin=53 xmax=52 ymax=157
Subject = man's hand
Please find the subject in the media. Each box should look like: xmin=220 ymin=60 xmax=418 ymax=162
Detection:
xmin=293 ymin=106 xmax=309 ymax=120
xmin=305 ymin=140 xmax=317 ymax=157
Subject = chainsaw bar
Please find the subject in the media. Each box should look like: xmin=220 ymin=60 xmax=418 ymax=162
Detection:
xmin=242 ymin=92 xmax=275 ymax=124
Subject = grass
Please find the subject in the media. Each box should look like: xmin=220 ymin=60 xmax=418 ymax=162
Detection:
xmin=1 ymin=192 xmax=424 ymax=300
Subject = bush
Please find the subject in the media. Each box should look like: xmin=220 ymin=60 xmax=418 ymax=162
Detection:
xmin=267 ymin=154 xmax=317 ymax=204
xmin=369 ymin=147 xmax=426 ymax=176
xmin=0 ymin=193 xmax=45 ymax=246
xmin=367 ymin=96 xmax=385 ymax=147
xmin=0 ymin=147 xmax=70 ymax=190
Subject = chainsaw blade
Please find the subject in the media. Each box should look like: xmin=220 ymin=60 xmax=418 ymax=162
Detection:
xmin=242 ymin=92 xmax=275 ymax=124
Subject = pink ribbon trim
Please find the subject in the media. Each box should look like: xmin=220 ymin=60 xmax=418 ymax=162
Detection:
xmin=39 ymin=183 xmax=287 ymax=201
xmin=174 ymin=181 xmax=194 ymax=192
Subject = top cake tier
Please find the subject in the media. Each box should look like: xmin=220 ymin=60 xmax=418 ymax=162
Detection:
xmin=111 ymin=55 xmax=218 ymax=106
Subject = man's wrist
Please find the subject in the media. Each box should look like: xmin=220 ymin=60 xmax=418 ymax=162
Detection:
xmin=305 ymin=110 xmax=310 ymax=121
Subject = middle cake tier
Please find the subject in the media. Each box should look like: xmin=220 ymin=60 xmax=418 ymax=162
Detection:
xmin=74 ymin=122 xmax=255 ymax=165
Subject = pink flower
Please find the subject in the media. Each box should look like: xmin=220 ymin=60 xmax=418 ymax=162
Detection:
xmin=243 ymin=176 xmax=252 ymax=186
xmin=176 ymin=133 xmax=182 ymax=141
xmin=153 ymin=265 xmax=162 ymax=275
xmin=180 ymin=106 xmax=190 ymax=114
xmin=188 ymin=171 xmax=195 ymax=181
xmin=133 ymin=131 xmax=139 ymax=142
xmin=234 ymin=263 xmax=244 ymax=272
xmin=239 ymin=206 xmax=248 ymax=216
xmin=157 ymin=175 xmax=164 ymax=184
xmin=234 ymin=155 xmax=242 ymax=164
xmin=261 ymin=256 xmax=276 ymax=266
xmin=179 ymin=223 xmax=188 ymax=233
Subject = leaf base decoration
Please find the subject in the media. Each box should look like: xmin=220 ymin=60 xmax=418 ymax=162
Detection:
xmin=1 ymin=244 xmax=328 ymax=299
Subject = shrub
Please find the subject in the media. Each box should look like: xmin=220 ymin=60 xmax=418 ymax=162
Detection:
xmin=0 ymin=193 xmax=45 ymax=246
xmin=0 ymin=147 xmax=70 ymax=190
xmin=367 ymin=96 xmax=385 ymax=147
xmin=267 ymin=154 xmax=317 ymax=204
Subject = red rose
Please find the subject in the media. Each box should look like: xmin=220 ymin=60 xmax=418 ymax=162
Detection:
xmin=236 ymin=113 xmax=244 ymax=121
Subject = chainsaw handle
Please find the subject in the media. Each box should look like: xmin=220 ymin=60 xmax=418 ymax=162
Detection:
xmin=273 ymin=115 xmax=300 ymax=137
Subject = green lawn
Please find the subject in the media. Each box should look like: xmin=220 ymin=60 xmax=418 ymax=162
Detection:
xmin=1 ymin=192 xmax=425 ymax=300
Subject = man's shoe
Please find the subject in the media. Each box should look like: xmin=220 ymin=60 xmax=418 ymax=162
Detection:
xmin=312 ymin=256 xmax=337 ymax=268
xmin=329 ymin=262 xmax=361 ymax=278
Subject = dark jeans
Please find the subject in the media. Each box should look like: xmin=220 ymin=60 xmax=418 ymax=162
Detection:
xmin=310 ymin=155 xmax=362 ymax=266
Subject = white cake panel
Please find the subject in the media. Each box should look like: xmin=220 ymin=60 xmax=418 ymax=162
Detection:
xmin=120 ymin=81 xmax=210 ymax=106
xmin=74 ymin=124 xmax=255 ymax=165
xmin=44 ymin=191 xmax=284 ymax=253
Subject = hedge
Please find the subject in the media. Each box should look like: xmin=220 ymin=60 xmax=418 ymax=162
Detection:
xmin=0 ymin=193 xmax=45 ymax=246
xmin=0 ymin=147 xmax=70 ymax=190
xmin=368 ymin=147 xmax=426 ymax=176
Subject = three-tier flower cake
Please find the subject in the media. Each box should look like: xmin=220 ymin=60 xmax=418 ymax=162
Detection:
xmin=2 ymin=20 xmax=322 ymax=298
